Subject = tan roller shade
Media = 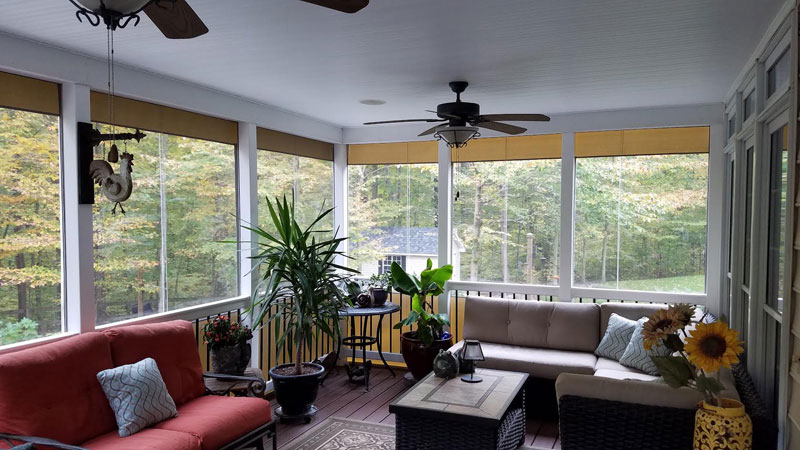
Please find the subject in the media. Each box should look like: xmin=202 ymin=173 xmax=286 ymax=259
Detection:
xmin=91 ymin=92 xmax=238 ymax=145
xmin=257 ymin=128 xmax=333 ymax=161
xmin=348 ymin=141 xmax=438 ymax=165
xmin=453 ymin=134 xmax=562 ymax=162
xmin=575 ymin=127 xmax=709 ymax=157
xmin=0 ymin=71 xmax=60 ymax=115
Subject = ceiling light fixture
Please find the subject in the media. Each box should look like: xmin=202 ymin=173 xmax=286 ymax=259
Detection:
xmin=70 ymin=0 xmax=154 ymax=30
xmin=434 ymin=126 xmax=480 ymax=149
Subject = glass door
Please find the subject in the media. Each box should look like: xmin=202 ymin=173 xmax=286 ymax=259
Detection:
xmin=761 ymin=118 xmax=788 ymax=418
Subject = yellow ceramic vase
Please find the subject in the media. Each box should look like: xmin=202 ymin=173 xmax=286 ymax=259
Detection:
xmin=693 ymin=398 xmax=752 ymax=450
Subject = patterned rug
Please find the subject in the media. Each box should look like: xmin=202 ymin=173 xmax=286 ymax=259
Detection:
xmin=283 ymin=416 xmax=541 ymax=450
xmin=283 ymin=417 xmax=395 ymax=450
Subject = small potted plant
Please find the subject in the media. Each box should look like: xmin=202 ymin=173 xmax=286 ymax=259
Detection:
xmin=642 ymin=304 xmax=749 ymax=449
xmin=368 ymin=272 xmax=392 ymax=306
xmin=203 ymin=315 xmax=253 ymax=376
xmin=392 ymin=259 xmax=453 ymax=380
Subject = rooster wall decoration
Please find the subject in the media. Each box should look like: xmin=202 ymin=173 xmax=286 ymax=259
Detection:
xmin=90 ymin=151 xmax=134 ymax=214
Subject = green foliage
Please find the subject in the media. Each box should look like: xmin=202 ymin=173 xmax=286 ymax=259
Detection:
xmin=0 ymin=318 xmax=40 ymax=345
xmin=368 ymin=272 xmax=392 ymax=289
xmin=651 ymin=355 xmax=694 ymax=388
xmin=392 ymin=258 xmax=452 ymax=347
xmin=203 ymin=314 xmax=253 ymax=350
xmin=248 ymin=195 xmax=357 ymax=374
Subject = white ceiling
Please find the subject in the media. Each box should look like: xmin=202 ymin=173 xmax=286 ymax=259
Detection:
xmin=0 ymin=0 xmax=785 ymax=127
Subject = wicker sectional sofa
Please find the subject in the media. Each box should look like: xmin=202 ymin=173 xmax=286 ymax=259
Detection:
xmin=449 ymin=296 xmax=774 ymax=449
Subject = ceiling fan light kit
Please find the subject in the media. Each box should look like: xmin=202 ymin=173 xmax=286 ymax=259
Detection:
xmin=434 ymin=126 xmax=480 ymax=149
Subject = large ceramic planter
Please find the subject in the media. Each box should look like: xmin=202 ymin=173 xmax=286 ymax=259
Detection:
xmin=270 ymin=362 xmax=324 ymax=419
xmin=210 ymin=342 xmax=251 ymax=375
xmin=400 ymin=331 xmax=453 ymax=380
xmin=693 ymin=398 xmax=752 ymax=450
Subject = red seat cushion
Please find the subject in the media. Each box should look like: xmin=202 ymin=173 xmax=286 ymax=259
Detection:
xmin=0 ymin=333 xmax=117 ymax=445
xmin=104 ymin=320 xmax=205 ymax=405
xmin=154 ymin=395 xmax=271 ymax=450
xmin=81 ymin=428 xmax=202 ymax=450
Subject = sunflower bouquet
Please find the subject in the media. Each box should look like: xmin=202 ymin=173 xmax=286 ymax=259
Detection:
xmin=642 ymin=304 xmax=744 ymax=406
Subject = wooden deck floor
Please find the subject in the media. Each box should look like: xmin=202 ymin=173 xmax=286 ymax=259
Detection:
xmin=268 ymin=367 xmax=561 ymax=450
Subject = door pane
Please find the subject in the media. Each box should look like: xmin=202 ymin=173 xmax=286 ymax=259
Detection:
xmin=743 ymin=146 xmax=754 ymax=289
xmin=766 ymin=125 xmax=788 ymax=313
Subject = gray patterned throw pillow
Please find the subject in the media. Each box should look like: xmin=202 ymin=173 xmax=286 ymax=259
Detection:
xmin=619 ymin=317 xmax=672 ymax=375
xmin=97 ymin=357 xmax=178 ymax=437
xmin=595 ymin=313 xmax=637 ymax=361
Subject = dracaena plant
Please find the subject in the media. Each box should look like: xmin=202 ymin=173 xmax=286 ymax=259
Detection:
xmin=246 ymin=195 xmax=357 ymax=376
xmin=391 ymin=258 xmax=453 ymax=347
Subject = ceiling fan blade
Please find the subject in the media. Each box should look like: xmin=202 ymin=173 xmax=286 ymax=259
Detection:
xmin=419 ymin=125 xmax=446 ymax=136
xmin=144 ymin=0 xmax=208 ymax=39
xmin=363 ymin=118 xmax=446 ymax=125
xmin=299 ymin=0 xmax=369 ymax=13
xmin=479 ymin=114 xmax=550 ymax=122
xmin=475 ymin=121 xmax=527 ymax=135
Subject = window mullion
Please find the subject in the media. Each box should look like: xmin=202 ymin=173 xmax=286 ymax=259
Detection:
xmin=561 ymin=133 xmax=575 ymax=302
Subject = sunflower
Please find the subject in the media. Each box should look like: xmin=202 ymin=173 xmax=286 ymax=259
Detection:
xmin=685 ymin=321 xmax=743 ymax=373
xmin=642 ymin=309 xmax=683 ymax=350
xmin=670 ymin=303 xmax=696 ymax=327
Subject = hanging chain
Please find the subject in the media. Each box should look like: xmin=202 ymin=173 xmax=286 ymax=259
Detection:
xmin=106 ymin=26 xmax=117 ymax=148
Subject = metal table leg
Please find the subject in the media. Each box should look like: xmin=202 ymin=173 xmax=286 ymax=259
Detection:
xmin=375 ymin=315 xmax=395 ymax=376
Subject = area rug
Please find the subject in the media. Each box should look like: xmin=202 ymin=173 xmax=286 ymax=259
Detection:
xmin=283 ymin=416 xmax=541 ymax=450
xmin=283 ymin=417 xmax=395 ymax=450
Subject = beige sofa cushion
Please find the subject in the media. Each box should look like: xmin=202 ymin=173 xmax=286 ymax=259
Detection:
xmin=450 ymin=340 xmax=597 ymax=380
xmin=594 ymin=356 xmax=644 ymax=374
xmin=594 ymin=369 xmax=660 ymax=382
xmin=557 ymin=368 xmax=739 ymax=410
xmin=463 ymin=296 xmax=601 ymax=352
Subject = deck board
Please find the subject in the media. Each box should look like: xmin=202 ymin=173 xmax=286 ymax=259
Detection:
xmin=266 ymin=368 xmax=559 ymax=450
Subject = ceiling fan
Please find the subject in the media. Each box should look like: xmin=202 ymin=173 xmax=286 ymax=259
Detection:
xmin=69 ymin=0 xmax=369 ymax=39
xmin=364 ymin=81 xmax=550 ymax=140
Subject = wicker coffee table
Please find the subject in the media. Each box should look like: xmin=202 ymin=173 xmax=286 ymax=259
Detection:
xmin=390 ymin=368 xmax=528 ymax=450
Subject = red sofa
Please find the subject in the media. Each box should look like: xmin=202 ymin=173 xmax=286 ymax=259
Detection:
xmin=0 ymin=320 xmax=275 ymax=450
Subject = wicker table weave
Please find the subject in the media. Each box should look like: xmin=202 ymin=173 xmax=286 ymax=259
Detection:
xmin=390 ymin=368 xmax=528 ymax=450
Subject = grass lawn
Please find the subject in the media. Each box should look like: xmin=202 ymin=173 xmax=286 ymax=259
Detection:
xmin=596 ymin=274 xmax=705 ymax=293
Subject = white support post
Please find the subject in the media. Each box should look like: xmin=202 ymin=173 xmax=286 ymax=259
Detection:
xmin=333 ymin=144 xmax=348 ymax=267
xmin=706 ymin=121 xmax=726 ymax=316
xmin=61 ymin=83 xmax=95 ymax=334
xmin=438 ymin=140 xmax=453 ymax=314
xmin=236 ymin=122 xmax=260 ymax=367
xmin=559 ymin=133 xmax=576 ymax=302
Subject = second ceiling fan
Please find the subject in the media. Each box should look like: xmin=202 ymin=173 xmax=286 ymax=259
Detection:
xmin=364 ymin=81 xmax=550 ymax=137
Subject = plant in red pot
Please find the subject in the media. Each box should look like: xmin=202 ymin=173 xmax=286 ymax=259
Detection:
xmin=246 ymin=195 xmax=356 ymax=422
xmin=391 ymin=259 xmax=453 ymax=380
xmin=204 ymin=315 xmax=253 ymax=375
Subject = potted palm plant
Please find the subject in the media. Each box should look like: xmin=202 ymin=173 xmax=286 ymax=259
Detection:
xmin=391 ymin=259 xmax=453 ymax=380
xmin=247 ymin=195 xmax=356 ymax=420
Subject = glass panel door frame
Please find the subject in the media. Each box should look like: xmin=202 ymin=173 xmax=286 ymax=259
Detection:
xmin=751 ymin=110 xmax=790 ymax=418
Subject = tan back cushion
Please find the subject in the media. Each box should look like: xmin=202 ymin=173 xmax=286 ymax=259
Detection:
xmin=462 ymin=296 xmax=600 ymax=352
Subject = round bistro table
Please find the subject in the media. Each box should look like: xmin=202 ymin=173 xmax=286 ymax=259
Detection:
xmin=339 ymin=301 xmax=401 ymax=391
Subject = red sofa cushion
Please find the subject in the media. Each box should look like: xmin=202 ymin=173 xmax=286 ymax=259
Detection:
xmin=81 ymin=428 xmax=202 ymax=450
xmin=0 ymin=333 xmax=117 ymax=445
xmin=103 ymin=320 xmax=206 ymax=405
xmin=154 ymin=395 xmax=271 ymax=450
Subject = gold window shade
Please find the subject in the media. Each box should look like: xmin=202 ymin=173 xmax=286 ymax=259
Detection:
xmin=91 ymin=92 xmax=238 ymax=145
xmin=348 ymin=141 xmax=438 ymax=165
xmin=0 ymin=71 xmax=60 ymax=115
xmin=256 ymin=128 xmax=333 ymax=161
xmin=452 ymin=134 xmax=562 ymax=162
xmin=575 ymin=127 xmax=709 ymax=157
